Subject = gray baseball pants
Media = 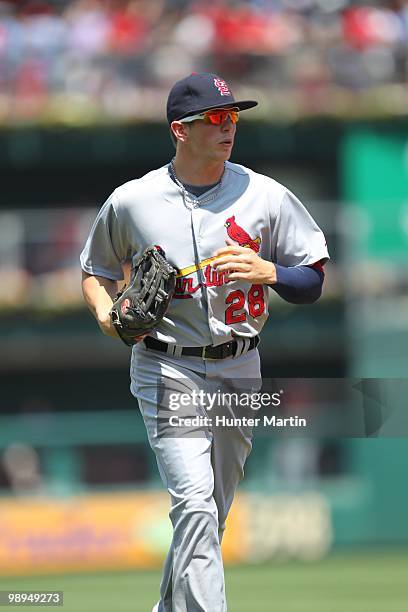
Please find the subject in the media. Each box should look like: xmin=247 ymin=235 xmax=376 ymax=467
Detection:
xmin=131 ymin=344 xmax=261 ymax=612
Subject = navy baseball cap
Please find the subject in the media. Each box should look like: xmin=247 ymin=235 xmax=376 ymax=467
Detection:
xmin=167 ymin=72 xmax=258 ymax=124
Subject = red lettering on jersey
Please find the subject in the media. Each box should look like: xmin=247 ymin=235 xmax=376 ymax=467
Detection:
xmin=203 ymin=265 xmax=232 ymax=287
xmin=174 ymin=277 xmax=202 ymax=299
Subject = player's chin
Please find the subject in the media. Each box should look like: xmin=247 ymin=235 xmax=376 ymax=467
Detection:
xmin=216 ymin=143 xmax=234 ymax=161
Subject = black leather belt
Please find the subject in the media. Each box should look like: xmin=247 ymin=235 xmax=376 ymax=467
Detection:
xmin=144 ymin=336 xmax=259 ymax=360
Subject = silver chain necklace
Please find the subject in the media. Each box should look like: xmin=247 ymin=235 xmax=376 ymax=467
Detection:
xmin=169 ymin=158 xmax=225 ymax=210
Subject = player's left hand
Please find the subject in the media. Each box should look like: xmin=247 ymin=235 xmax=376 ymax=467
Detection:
xmin=213 ymin=240 xmax=277 ymax=284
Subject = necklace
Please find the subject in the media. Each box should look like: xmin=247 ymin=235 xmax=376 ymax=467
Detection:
xmin=169 ymin=158 xmax=225 ymax=210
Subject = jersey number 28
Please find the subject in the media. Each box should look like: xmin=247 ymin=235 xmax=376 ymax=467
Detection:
xmin=225 ymin=284 xmax=265 ymax=324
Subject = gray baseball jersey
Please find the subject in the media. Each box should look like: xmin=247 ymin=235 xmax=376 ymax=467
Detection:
xmin=80 ymin=161 xmax=329 ymax=347
xmin=80 ymin=161 xmax=329 ymax=612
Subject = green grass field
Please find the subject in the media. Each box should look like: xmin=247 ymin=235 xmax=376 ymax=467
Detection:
xmin=0 ymin=551 xmax=407 ymax=612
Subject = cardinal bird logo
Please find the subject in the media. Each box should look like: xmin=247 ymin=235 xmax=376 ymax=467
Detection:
xmin=224 ymin=216 xmax=261 ymax=253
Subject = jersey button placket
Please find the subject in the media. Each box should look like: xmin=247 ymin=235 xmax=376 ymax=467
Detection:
xmin=190 ymin=208 xmax=206 ymax=284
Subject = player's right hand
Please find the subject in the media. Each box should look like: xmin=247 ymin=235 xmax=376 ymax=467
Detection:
xmin=97 ymin=312 xmax=121 ymax=338
xmin=98 ymin=313 xmax=148 ymax=343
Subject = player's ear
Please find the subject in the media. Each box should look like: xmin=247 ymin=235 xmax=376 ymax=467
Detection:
xmin=171 ymin=121 xmax=189 ymax=145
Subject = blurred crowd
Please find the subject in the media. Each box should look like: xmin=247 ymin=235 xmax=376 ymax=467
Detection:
xmin=0 ymin=0 xmax=407 ymax=122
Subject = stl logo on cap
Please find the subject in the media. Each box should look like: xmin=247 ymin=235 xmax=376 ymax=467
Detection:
xmin=214 ymin=77 xmax=231 ymax=96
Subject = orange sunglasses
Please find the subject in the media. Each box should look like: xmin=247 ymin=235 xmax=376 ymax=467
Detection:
xmin=180 ymin=108 xmax=240 ymax=126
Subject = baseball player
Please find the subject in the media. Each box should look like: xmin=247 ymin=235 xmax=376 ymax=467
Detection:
xmin=80 ymin=72 xmax=329 ymax=612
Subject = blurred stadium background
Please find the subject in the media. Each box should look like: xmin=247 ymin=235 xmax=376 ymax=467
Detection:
xmin=0 ymin=0 xmax=407 ymax=610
